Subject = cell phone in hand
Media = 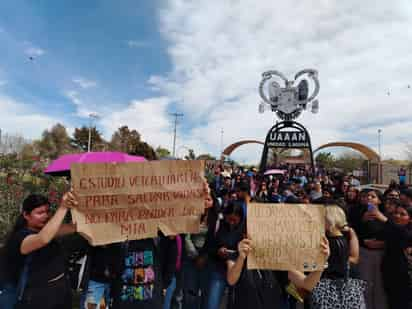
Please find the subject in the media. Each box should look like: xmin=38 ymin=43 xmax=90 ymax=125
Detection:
xmin=226 ymin=249 xmax=237 ymax=259
xmin=367 ymin=203 xmax=376 ymax=211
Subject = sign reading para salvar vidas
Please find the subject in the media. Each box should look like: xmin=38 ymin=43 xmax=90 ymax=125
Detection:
xmin=71 ymin=160 xmax=205 ymax=246
xmin=267 ymin=130 xmax=309 ymax=148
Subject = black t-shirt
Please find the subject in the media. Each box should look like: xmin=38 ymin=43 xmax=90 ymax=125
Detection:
xmin=349 ymin=203 xmax=386 ymax=244
xmin=111 ymin=239 xmax=163 ymax=309
xmin=89 ymin=244 xmax=120 ymax=283
xmin=0 ymin=246 xmax=13 ymax=285
xmin=323 ymin=235 xmax=349 ymax=280
xmin=228 ymin=258 xmax=288 ymax=309
xmin=7 ymin=229 xmax=66 ymax=287
xmin=382 ymin=221 xmax=412 ymax=301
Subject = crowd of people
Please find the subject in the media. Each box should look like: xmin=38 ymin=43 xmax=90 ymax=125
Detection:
xmin=1 ymin=163 xmax=412 ymax=309
xmin=207 ymin=164 xmax=412 ymax=309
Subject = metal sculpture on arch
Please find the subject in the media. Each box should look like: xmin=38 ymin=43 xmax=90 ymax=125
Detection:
xmin=258 ymin=69 xmax=320 ymax=172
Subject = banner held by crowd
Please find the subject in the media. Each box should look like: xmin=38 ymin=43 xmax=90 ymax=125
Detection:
xmin=70 ymin=160 xmax=206 ymax=245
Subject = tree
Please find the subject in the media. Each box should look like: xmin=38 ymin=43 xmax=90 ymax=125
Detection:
xmin=35 ymin=123 xmax=72 ymax=159
xmin=72 ymin=126 xmax=105 ymax=152
xmin=315 ymin=152 xmax=335 ymax=169
xmin=132 ymin=141 xmax=157 ymax=160
xmin=184 ymin=149 xmax=196 ymax=160
xmin=110 ymin=126 xmax=157 ymax=160
xmin=196 ymin=153 xmax=216 ymax=161
xmin=109 ymin=126 xmax=141 ymax=154
xmin=20 ymin=143 xmax=38 ymax=160
xmin=334 ymin=151 xmax=365 ymax=173
xmin=156 ymin=146 xmax=171 ymax=159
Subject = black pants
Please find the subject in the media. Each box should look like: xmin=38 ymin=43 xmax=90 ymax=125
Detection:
xmin=16 ymin=276 xmax=72 ymax=309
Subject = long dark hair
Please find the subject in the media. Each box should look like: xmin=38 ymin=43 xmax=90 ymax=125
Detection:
xmin=4 ymin=194 xmax=49 ymax=251
xmin=223 ymin=200 xmax=245 ymax=222
xmin=360 ymin=188 xmax=384 ymax=211
xmin=345 ymin=185 xmax=359 ymax=203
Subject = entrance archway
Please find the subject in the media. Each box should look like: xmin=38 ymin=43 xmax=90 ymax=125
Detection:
xmin=314 ymin=142 xmax=381 ymax=162
xmin=314 ymin=142 xmax=382 ymax=183
xmin=221 ymin=140 xmax=264 ymax=160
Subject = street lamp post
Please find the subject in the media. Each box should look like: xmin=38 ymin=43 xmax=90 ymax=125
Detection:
xmin=88 ymin=113 xmax=100 ymax=152
xmin=378 ymin=129 xmax=382 ymax=159
xmin=170 ymin=112 xmax=184 ymax=157
xmin=220 ymin=128 xmax=224 ymax=159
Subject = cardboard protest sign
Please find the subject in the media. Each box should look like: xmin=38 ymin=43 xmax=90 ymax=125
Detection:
xmin=71 ymin=160 xmax=205 ymax=246
xmin=247 ymin=203 xmax=326 ymax=272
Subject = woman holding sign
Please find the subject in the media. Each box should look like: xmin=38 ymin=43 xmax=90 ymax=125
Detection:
xmin=1 ymin=191 xmax=78 ymax=309
xmin=226 ymin=236 xmax=330 ymax=309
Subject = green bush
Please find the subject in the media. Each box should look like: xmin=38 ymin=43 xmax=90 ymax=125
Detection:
xmin=0 ymin=155 xmax=69 ymax=242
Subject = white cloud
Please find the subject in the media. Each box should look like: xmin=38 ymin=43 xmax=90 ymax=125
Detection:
xmin=65 ymin=90 xmax=82 ymax=106
xmin=141 ymin=0 xmax=412 ymax=162
xmin=0 ymin=95 xmax=59 ymax=139
xmin=127 ymin=40 xmax=149 ymax=48
xmin=65 ymin=90 xmax=97 ymax=118
xmin=72 ymin=77 xmax=98 ymax=89
xmin=25 ymin=47 xmax=45 ymax=57
xmin=100 ymin=97 xmax=173 ymax=147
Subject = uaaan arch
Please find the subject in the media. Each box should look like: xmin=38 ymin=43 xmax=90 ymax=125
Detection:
xmin=314 ymin=142 xmax=381 ymax=162
xmin=222 ymin=140 xmax=381 ymax=163
xmin=221 ymin=140 xmax=264 ymax=160
xmin=314 ymin=142 xmax=382 ymax=184
xmin=221 ymin=140 xmax=382 ymax=183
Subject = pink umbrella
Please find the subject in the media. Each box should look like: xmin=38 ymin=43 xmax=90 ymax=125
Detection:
xmin=44 ymin=152 xmax=146 ymax=176
xmin=263 ymin=169 xmax=286 ymax=176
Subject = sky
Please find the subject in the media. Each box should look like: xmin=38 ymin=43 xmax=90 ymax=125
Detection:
xmin=1 ymin=0 xmax=412 ymax=164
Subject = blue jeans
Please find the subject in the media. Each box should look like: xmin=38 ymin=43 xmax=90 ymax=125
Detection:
xmin=163 ymin=276 xmax=177 ymax=309
xmin=0 ymin=283 xmax=17 ymax=309
xmin=182 ymin=260 xmax=209 ymax=309
xmin=204 ymin=265 xmax=226 ymax=309
xmin=80 ymin=280 xmax=111 ymax=309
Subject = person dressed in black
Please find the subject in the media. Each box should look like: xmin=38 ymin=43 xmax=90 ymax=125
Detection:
xmin=312 ymin=187 xmax=335 ymax=205
xmin=255 ymin=182 xmax=270 ymax=203
xmin=226 ymin=236 xmax=330 ymax=309
xmin=111 ymin=180 xmax=214 ymax=309
xmin=324 ymin=206 xmax=360 ymax=279
xmin=350 ymin=189 xmax=388 ymax=309
xmin=310 ymin=206 xmax=364 ymax=309
xmin=341 ymin=185 xmax=359 ymax=216
xmin=367 ymin=203 xmax=412 ymax=308
xmin=3 ymin=192 xmax=78 ymax=309
xmin=80 ymin=244 xmax=120 ymax=309
xmin=202 ymin=200 xmax=245 ymax=309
